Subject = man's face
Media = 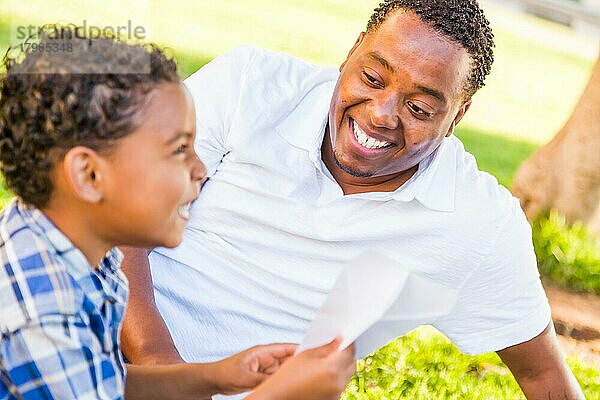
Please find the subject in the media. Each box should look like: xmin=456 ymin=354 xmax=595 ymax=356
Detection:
xmin=326 ymin=10 xmax=472 ymax=183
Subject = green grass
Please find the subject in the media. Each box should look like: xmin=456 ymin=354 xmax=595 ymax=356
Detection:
xmin=0 ymin=0 xmax=596 ymax=146
xmin=0 ymin=176 xmax=11 ymax=209
xmin=1 ymin=1 xmax=600 ymax=397
xmin=455 ymin=125 xmax=539 ymax=187
xmin=533 ymin=211 xmax=600 ymax=295
xmin=469 ymin=27 xmax=594 ymax=144
xmin=342 ymin=327 xmax=600 ymax=399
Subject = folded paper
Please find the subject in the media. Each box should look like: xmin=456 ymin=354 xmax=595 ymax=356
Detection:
xmin=297 ymin=250 xmax=458 ymax=358
xmin=213 ymin=251 xmax=457 ymax=399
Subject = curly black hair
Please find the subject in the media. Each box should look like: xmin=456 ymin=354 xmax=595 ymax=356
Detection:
xmin=0 ymin=24 xmax=179 ymax=208
xmin=366 ymin=0 xmax=495 ymax=98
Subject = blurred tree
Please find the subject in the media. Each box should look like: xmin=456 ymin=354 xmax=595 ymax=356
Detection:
xmin=511 ymin=55 xmax=600 ymax=234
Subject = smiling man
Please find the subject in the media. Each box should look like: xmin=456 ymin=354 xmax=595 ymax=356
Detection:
xmin=322 ymin=9 xmax=473 ymax=194
xmin=121 ymin=1 xmax=584 ymax=398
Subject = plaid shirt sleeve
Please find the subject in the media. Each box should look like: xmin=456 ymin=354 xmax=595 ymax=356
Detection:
xmin=0 ymin=200 xmax=127 ymax=400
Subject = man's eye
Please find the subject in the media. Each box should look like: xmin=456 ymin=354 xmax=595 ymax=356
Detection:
xmin=407 ymin=101 xmax=433 ymax=118
xmin=363 ymin=72 xmax=382 ymax=88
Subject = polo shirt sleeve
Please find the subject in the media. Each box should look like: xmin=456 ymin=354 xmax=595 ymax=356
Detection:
xmin=184 ymin=45 xmax=258 ymax=178
xmin=0 ymin=315 xmax=124 ymax=399
xmin=433 ymin=200 xmax=552 ymax=355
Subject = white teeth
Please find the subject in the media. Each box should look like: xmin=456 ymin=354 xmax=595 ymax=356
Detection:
xmin=178 ymin=203 xmax=191 ymax=219
xmin=352 ymin=120 xmax=392 ymax=149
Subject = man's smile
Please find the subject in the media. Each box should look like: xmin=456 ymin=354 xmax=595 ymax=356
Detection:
xmin=352 ymin=119 xmax=393 ymax=149
xmin=346 ymin=117 xmax=398 ymax=159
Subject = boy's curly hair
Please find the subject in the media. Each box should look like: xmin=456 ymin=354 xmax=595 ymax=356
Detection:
xmin=0 ymin=24 xmax=180 ymax=208
xmin=366 ymin=0 xmax=495 ymax=98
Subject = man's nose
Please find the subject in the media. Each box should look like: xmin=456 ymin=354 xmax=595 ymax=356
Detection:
xmin=370 ymin=96 xmax=400 ymax=130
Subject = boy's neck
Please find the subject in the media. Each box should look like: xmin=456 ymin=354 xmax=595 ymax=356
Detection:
xmin=41 ymin=202 xmax=113 ymax=269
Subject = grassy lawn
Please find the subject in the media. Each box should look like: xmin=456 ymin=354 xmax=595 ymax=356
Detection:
xmin=1 ymin=0 xmax=599 ymax=398
xmin=0 ymin=0 xmax=595 ymax=144
xmin=343 ymin=327 xmax=600 ymax=400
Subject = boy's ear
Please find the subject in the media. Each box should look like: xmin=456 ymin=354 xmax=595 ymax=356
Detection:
xmin=62 ymin=146 xmax=105 ymax=203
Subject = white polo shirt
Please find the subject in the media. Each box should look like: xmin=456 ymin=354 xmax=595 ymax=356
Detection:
xmin=150 ymin=45 xmax=551 ymax=362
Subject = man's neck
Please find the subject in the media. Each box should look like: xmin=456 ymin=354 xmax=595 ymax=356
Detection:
xmin=320 ymin=128 xmax=418 ymax=195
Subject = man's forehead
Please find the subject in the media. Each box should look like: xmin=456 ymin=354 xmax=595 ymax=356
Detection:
xmin=370 ymin=10 xmax=467 ymax=58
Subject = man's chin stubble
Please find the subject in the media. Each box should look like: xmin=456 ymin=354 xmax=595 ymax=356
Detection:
xmin=333 ymin=150 xmax=373 ymax=178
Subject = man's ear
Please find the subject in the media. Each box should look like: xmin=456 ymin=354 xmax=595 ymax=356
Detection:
xmin=62 ymin=146 xmax=105 ymax=203
xmin=446 ymin=100 xmax=472 ymax=137
xmin=340 ymin=32 xmax=366 ymax=72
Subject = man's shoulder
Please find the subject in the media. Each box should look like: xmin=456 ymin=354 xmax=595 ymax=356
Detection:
xmin=186 ymin=45 xmax=337 ymax=99
xmin=448 ymin=136 xmax=513 ymax=200
xmin=448 ymin=136 xmax=525 ymax=228
xmin=194 ymin=44 xmax=331 ymax=75
xmin=184 ymin=45 xmax=337 ymax=145
xmin=238 ymin=45 xmax=334 ymax=79
xmin=0 ymin=203 xmax=81 ymax=333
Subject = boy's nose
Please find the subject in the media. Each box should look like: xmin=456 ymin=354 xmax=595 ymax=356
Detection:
xmin=192 ymin=157 xmax=207 ymax=184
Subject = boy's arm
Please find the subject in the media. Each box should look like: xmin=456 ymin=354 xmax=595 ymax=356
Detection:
xmin=126 ymin=343 xmax=297 ymax=400
xmin=127 ymin=340 xmax=356 ymax=400
xmin=120 ymin=246 xmax=183 ymax=364
xmin=497 ymin=322 xmax=585 ymax=399
xmin=125 ymin=363 xmax=215 ymax=400
xmin=0 ymin=314 xmax=296 ymax=400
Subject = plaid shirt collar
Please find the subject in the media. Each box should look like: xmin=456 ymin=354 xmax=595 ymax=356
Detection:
xmin=14 ymin=198 xmax=124 ymax=281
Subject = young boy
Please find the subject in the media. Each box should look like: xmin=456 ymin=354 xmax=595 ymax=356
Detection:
xmin=0 ymin=26 xmax=355 ymax=399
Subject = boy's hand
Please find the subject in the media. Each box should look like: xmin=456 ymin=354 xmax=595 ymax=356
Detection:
xmin=248 ymin=337 xmax=356 ymax=400
xmin=210 ymin=343 xmax=297 ymax=395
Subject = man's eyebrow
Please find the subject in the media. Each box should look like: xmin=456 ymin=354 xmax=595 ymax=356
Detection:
xmin=165 ymin=132 xmax=192 ymax=145
xmin=367 ymin=52 xmax=394 ymax=73
xmin=416 ymin=85 xmax=447 ymax=104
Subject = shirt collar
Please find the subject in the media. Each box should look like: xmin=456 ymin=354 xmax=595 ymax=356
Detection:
xmin=275 ymin=70 xmax=335 ymax=153
xmin=275 ymin=71 xmax=456 ymax=212
xmin=410 ymin=137 xmax=456 ymax=212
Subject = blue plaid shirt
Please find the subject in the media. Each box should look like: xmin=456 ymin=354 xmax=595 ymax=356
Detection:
xmin=0 ymin=199 xmax=129 ymax=399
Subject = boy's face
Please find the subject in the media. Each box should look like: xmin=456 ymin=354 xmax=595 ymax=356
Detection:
xmin=98 ymin=82 xmax=206 ymax=248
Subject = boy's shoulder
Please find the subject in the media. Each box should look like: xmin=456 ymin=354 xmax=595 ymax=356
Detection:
xmin=0 ymin=200 xmax=82 ymax=334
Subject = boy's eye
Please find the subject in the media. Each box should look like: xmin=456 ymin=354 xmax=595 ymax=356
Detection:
xmin=174 ymin=144 xmax=188 ymax=154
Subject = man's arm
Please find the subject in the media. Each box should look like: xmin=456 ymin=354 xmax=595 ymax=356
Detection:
xmin=120 ymin=246 xmax=184 ymax=364
xmin=497 ymin=321 xmax=585 ymax=399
